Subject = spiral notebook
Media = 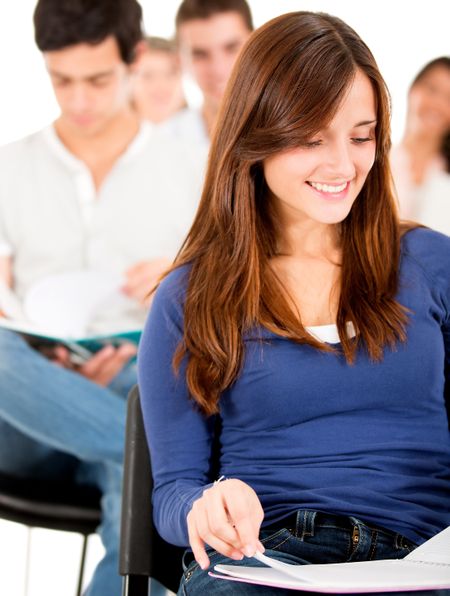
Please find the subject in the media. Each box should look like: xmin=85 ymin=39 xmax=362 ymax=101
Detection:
xmin=211 ymin=525 xmax=450 ymax=593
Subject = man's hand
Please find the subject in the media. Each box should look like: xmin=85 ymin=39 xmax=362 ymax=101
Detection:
xmin=48 ymin=343 xmax=137 ymax=386
xmin=122 ymin=258 xmax=171 ymax=306
xmin=77 ymin=343 xmax=137 ymax=385
xmin=187 ymin=479 xmax=265 ymax=570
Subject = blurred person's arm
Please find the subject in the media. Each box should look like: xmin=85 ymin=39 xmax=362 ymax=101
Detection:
xmin=0 ymin=255 xmax=12 ymax=317
xmin=0 ymin=255 xmax=12 ymax=288
xmin=122 ymin=257 xmax=172 ymax=306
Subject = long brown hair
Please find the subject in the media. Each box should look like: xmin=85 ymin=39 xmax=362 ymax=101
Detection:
xmin=169 ymin=11 xmax=408 ymax=415
xmin=410 ymin=56 xmax=450 ymax=173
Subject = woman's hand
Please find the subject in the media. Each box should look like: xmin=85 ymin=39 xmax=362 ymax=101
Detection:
xmin=187 ymin=478 xmax=265 ymax=570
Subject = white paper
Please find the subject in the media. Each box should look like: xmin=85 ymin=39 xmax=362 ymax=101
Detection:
xmin=22 ymin=270 xmax=133 ymax=336
xmin=213 ymin=526 xmax=450 ymax=593
xmin=405 ymin=525 xmax=450 ymax=564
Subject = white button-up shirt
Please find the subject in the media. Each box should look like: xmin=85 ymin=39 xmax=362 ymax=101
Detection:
xmin=0 ymin=122 xmax=206 ymax=332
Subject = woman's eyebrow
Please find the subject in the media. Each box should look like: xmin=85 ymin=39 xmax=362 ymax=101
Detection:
xmin=354 ymin=119 xmax=377 ymax=127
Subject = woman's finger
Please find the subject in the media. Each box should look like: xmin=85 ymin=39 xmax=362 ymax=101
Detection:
xmin=203 ymin=486 xmax=241 ymax=548
xmin=187 ymin=510 xmax=210 ymax=570
xmin=223 ymin=483 xmax=264 ymax=556
xmin=189 ymin=499 xmax=244 ymax=567
xmin=194 ymin=515 xmax=244 ymax=562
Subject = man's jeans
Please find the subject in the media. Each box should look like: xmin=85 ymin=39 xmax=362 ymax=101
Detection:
xmin=0 ymin=328 xmax=133 ymax=596
xmin=178 ymin=510 xmax=449 ymax=596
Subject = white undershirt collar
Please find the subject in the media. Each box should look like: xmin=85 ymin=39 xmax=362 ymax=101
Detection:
xmin=306 ymin=321 xmax=356 ymax=344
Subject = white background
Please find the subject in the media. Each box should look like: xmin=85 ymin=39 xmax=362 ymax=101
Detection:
xmin=0 ymin=1 xmax=448 ymax=595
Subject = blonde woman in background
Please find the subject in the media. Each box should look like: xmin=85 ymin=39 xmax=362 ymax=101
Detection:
xmin=391 ymin=57 xmax=450 ymax=235
xmin=132 ymin=36 xmax=187 ymax=124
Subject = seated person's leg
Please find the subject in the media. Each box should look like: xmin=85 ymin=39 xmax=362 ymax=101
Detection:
xmin=0 ymin=327 xmax=136 ymax=595
xmin=0 ymin=328 xmax=127 ymax=464
xmin=0 ymin=422 xmax=123 ymax=596
xmin=77 ymin=460 xmax=123 ymax=596
xmin=0 ymin=418 xmax=79 ymax=478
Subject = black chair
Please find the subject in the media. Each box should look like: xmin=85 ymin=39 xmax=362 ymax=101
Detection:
xmin=0 ymin=472 xmax=101 ymax=596
xmin=119 ymin=385 xmax=185 ymax=595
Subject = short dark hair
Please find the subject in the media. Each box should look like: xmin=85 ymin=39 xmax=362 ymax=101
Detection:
xmin=175 ymin=0 xmax=254 ymax=32
xmin=34 ymin=0 xmax=143 ymax=64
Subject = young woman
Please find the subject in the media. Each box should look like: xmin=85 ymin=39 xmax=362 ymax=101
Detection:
xmin=138 ymin=11 xmax=450 ymax=595
xmin=131 ymin=36 xmax=187 ymax=124
xmin=391 ymin=57 xmax=450 ymax=235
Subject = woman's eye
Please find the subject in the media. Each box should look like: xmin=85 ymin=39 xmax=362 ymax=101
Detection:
xmin=304 ymin=140 xmax=322 ymax=148
xmin=352 ymin=137 xmax=373 ymax=144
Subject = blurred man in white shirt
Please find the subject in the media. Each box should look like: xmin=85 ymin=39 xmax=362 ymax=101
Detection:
xmin=0 ymin=1 xmax=202 ymax=594
xmin=163 ymin=0 xmax=253 ymax=147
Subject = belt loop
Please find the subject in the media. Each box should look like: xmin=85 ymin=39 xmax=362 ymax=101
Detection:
xmin=182 ymin=549 xmax=194 ymax=572
xmin=297 ymin=510 xmax=316 ymax=541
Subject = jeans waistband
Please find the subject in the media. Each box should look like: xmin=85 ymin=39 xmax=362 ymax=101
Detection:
xmin=264 ymin=510 xmax=417 ymax=550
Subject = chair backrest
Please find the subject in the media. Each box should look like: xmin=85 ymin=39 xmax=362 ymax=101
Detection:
xmin=0 ymin=470 xmax=101 ymax=596
xmin=0 ymin=472 xmax=101 ymax=534
xmin=119 ymin=385 xmax=185 ymax=594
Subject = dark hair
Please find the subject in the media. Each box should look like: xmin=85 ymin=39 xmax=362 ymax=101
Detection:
xmin=410 ymin=56 xmax=450 ymax=173
xmin=176 ymin=0 xmax=253 ymax=32
xmin=34 ymin=0 xmax=143 ymax=64
xmin=167 ymin=11 xmax=408 ymax=415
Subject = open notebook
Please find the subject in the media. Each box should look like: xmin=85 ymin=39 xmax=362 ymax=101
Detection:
xmin=0 ymin=272 xmax=141 ymax=363
xmin=211 ymin=526 xmax=450 ymax=593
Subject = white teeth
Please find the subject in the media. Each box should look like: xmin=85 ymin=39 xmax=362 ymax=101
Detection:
xmin=309 ymin=181 xmax=347 ymax=193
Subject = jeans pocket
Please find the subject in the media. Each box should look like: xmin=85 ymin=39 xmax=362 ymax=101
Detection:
xmin=260 ymin=528 xmax=293 ymax=551
xmin=396 ymin=540 xmax=417 ymax=556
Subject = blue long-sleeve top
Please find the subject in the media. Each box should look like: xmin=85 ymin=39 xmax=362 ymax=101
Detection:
xmin=137 ymin=228 xmax=450 ymax=547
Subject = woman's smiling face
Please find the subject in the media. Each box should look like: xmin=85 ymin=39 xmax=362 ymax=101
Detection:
xmin=263 ymin=69 xmax=377 ymax=229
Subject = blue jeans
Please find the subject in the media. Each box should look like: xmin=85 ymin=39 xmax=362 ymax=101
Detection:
xmin=178 ymin=510 xmax=450 ymax=595
xmin=0 ymin=328 xmax=133 ymax=596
